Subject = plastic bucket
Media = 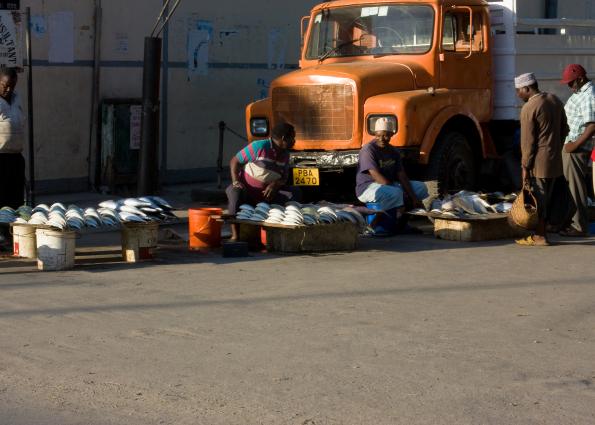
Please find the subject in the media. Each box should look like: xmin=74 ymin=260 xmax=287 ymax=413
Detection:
xmin=366 ymin=203 xmax=398 ymax=236
xmin=12 ymin=224 xmax=37 ymax=258
xmin=36 ymin=229 xmax=76 ymax=271
xmin=121 ymin=222 xmax=159 ymax=262
xmin=188 ymin=208 xmax=222 ymax=250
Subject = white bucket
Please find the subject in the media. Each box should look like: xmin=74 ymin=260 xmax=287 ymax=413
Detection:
xmin=36 ymin=229 xmax=77 ymax=271
xmin=12 ymin=224 xmax=37 ymax=259
xmin=121 ymin=223 xmax=159 ymax=262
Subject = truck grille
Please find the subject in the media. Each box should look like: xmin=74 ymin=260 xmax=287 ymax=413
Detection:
xmin=272 ymin=84 xmax=354 ymax=141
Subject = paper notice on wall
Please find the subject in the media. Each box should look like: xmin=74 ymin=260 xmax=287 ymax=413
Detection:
xmin=0 ymin=11 xmax=22 ymax=67
xmin=187 ymin=20 xmax=212 ymax=79
xmin=49 ymin=11 xmax=74 ymax=63
xmin=129 ymin=105 xmax=142 ymax=150
xmin=31 ymin=15 xmax=47 ymax=38
xmin=115 ymin=32 xmax=129 ymax=53
xmin=130 ymin=105 xmax=143 ymax=149
xmin=267 ymin=29 xmax=287 ymax=70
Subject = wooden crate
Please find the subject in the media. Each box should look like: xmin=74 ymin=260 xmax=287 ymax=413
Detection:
xmin=434 ymin=216 xmax=528 ymax=242
xmin=264 ymin=222 xmax=359 ymax=253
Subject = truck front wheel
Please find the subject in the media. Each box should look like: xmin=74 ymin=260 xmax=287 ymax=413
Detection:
xmin=426 ymin=131 xmax=476 ymax=196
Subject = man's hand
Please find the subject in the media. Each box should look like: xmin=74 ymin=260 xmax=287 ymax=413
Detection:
xmin=232 ymin=180 xmax=244 ymax=190
xmin=262 ymin=182 xmax=280 ymax=201
xmin=563 ymin=142 xmax=575 ymax=153
xmin=522 ymin=167 xmax=530 ymax=183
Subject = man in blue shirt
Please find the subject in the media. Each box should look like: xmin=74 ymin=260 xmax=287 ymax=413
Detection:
xmin=356 ymin=117 xmax=428 ymax=232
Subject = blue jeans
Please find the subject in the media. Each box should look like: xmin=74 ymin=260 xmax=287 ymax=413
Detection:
xmin=358 ymin=181 xmax=429 ymax=211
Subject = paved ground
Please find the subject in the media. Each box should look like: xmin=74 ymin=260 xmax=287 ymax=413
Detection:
xmin=1 ymin=223 xmax=595 ymax=425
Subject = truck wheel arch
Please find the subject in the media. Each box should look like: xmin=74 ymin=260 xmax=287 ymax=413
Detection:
xmin=419 ymin=107 xmax=483 ymax=165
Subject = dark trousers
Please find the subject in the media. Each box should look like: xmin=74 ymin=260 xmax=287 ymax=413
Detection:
xmin=226 ymin=184 xmax=302 ymax=215
xmin=0 ymin=153 xmax=25 ymax=209
xmin=530 ymin=177 xmax=555 ymax=221
xmin=562 ymin=151 xmax=590 ymax=233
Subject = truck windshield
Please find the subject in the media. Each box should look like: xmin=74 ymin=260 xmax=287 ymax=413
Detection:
xmin=306 ymin=5 xmax=435 ymax=60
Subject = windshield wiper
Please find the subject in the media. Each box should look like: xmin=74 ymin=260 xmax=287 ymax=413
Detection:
xmin=318 ymin=38 xmax=359 ymax=62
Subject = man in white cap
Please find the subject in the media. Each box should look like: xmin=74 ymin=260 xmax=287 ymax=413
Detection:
xmin=355 ymin=117 xmax=428 ymax=234
xmin=514 ymin=73 xmax=569 ymax=246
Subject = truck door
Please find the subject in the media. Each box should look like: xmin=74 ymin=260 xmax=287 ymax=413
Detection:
xmin=439 ymin=8 xmax=491 ymax=90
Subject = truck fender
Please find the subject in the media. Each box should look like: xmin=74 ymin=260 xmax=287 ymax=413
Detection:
xmin=419 ymin=106 xmax=483 ymax=164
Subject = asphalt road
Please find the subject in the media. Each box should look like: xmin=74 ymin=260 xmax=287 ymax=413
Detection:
xmin=1 ymin=229 xmax=594 ymax=425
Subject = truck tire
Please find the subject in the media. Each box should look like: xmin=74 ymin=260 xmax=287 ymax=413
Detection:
xmin=426 ymin=131 xmax=476 ymax=196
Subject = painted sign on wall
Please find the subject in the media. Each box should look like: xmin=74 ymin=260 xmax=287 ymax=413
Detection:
xmin=0 ymin=11 xmax=21 ymax=67
xmin=0 ymin=1 xmax=19 ymax=10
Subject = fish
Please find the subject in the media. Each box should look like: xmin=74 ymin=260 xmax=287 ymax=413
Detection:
xmin=118 ymin=212 xmax=146 ymax=222
xmin=32 ymin=204 xmax=50 ymax=213
xmin=119 ymin=205 xmax=148 ymax=217
xmin=452 ymin=196 xmax=478 ymax=215
xmin=99 ymin=200 xmax=119 ymax=210
xmin=123 ymin=198 xmax=153 ymax=208
xmin=149 ymin=196 xmax=173 ymax=210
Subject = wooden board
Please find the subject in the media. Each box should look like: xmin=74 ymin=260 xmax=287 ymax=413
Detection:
xmin=409 ymin=211 xmax=510 ymax=222
xmin=434 ymin=216 xmax=528 ymax=242
xmin=264 ymin=222 xmax=359 ymax=253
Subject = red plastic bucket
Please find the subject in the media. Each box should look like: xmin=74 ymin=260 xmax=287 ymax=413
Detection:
xmin=188 ymin=208 xmax=222 ymax=250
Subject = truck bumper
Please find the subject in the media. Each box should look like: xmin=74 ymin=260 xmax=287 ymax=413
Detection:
xmin=289 ymin=148 xmax=420 ymax=170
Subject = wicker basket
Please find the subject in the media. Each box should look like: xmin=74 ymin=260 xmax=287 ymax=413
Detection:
xmin=509 ymin=187 xmax=538 ymax=230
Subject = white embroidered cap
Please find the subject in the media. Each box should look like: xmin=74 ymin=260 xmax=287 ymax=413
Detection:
xmin=515 ymin=73 xmax=537 ymax=89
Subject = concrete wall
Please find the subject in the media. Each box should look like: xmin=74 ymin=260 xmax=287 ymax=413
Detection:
xmin=19 ymin=0 xmax=318 ymax=193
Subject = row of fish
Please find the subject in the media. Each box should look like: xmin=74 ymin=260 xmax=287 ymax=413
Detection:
xmin=236 ymin=202 xmax=367 ymax=229
xmin=0 ymin=196 xmax=176 ymax=230
xmin=412 ymin=191 xmax=515 ymax=219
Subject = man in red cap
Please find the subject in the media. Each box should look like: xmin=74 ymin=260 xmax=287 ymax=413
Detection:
xmin=560 ymin=64 xmax=595 ymax=237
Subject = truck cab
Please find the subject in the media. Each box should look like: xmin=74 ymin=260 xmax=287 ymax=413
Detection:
xmin=245 ymin=0 xmax=594 ymax=195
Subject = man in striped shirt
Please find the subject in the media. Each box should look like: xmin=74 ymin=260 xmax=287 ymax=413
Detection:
xmin=560 ymin=64 xmax=595 ymax=237
xmin=226 ymin=122 xmax=300 ymax=239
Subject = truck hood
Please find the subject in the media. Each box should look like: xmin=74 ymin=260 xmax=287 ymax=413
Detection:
xmin=272 ymin=61 xmax=426 ymax=98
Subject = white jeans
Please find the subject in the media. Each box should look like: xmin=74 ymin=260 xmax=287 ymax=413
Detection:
xmin=358 ymin=181 xmax=429 ymax=211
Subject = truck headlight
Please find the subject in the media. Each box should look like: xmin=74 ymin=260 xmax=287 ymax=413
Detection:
xmin=367 ymin=115 xmax=398 ymax=135
xmin=250 ymin=118 xmax=269 ymax=137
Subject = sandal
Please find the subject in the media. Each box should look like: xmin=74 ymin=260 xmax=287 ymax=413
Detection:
xmin=515 ymin=235 xmax=550 ymax=246
xmin=559 ymin=228 xmax=588 ymax=237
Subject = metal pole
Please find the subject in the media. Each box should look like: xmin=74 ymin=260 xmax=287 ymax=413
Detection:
xmin=137 ymin=37 xmax=162 ymax=196
xmin=89 ymin=0 xmax=102 ymax=190
xmin=160 ymin=0 xmax=169 ymax=186
xmin=25 ymin=7 xmax=35 ymax=206
xmin=217 ymin=121 xmax=225 ymax=188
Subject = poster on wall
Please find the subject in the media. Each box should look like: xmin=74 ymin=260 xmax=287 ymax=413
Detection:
xmin=267 ymin=28 xmax=287 ymax=70
xmin=48 ymin=11 xmax=74 ymax=63
xmin=0 ymin=11 xmax=22 ymax=68
xmin=129 ymin=105 xmax=142 ymax=150
xmin=187 ymin=19 xmax=212 ymax=79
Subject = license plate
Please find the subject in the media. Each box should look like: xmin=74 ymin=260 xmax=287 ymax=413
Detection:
xmin=292 ymin=168 xmax=320 ymax=186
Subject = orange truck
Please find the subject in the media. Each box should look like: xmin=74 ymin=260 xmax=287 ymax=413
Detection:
xmin=245 ymin=0 xmax=595 ymax=195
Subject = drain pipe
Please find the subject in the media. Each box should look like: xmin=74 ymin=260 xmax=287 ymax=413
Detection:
xmin=545 ymin=0 xmax=558 ymax=19
xmin=88 ymin=0 xmax=102 ymax=190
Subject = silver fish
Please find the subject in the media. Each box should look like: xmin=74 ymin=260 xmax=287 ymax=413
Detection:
xmin=123 ymin=198 xmax=153 ymax=208
xmin=119 ymin=205 xmax=148 ymax=217
xmin=98 ymin=200 xmax=119 ymax=210
xmin=149 ymin=196 xmax=173 ymax=209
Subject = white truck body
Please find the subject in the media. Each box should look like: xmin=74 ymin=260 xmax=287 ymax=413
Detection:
xmin=489 ymin=0 xmax=595 ymax=120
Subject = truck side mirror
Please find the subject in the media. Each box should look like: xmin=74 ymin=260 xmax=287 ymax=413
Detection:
xmin=301 ymin=16 xmax=310 ymax=48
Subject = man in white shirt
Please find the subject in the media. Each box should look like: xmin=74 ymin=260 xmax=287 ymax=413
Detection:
xmin=0 ymin=67 xmax=24 ymax=210
xmin=0 ymin=67 xmax=24 ymax=250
